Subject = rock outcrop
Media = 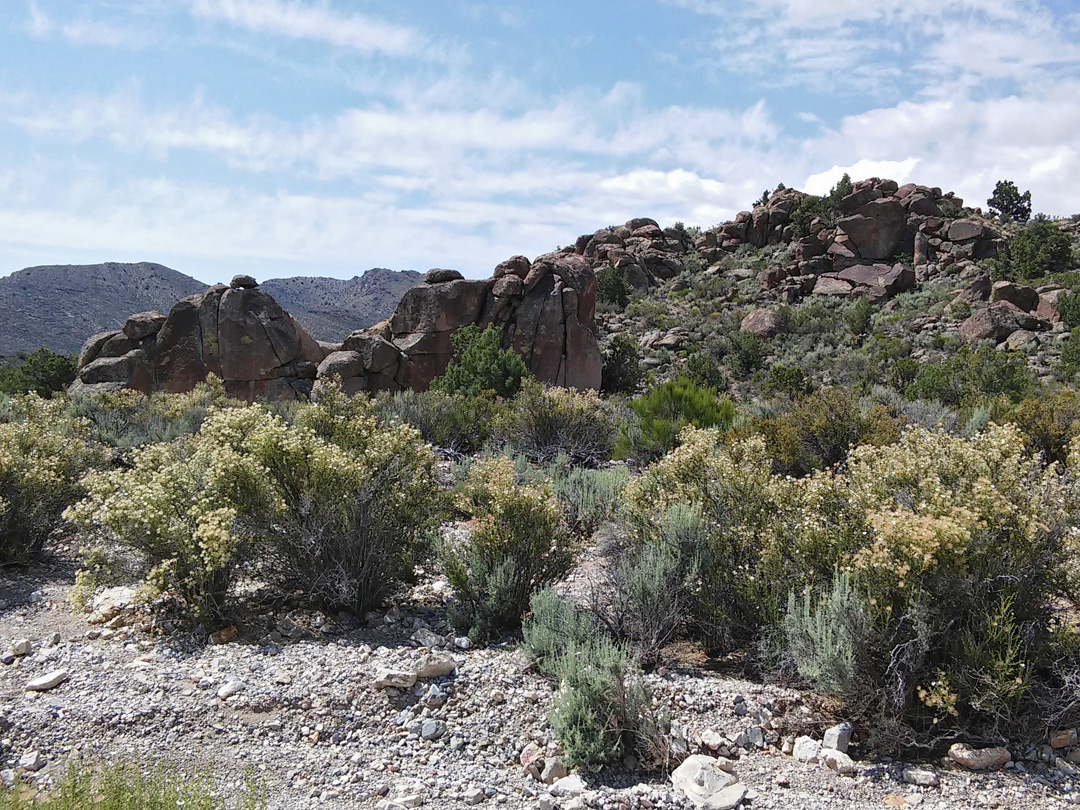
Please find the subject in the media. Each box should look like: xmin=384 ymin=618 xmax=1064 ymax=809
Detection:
xmin=74 ymin=277 xmax=329 ymax=401
xmin=695 ymin=178 xmax=1002 ymax=305
xmin=74 ymin=256 xmax=604 ymax=399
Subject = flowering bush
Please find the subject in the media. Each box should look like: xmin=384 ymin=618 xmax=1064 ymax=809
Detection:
xmin=442 ymin=456 xmax=577 ymax=641
xmin=0 ymin=395 xmax=107 ymax=562
xmin=494 ymin=381 xmax=623 ymax=466
xmin=67 ymin=399 xmax=439 ymax=621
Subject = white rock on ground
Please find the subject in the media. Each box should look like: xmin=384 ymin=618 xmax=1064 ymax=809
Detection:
xmin=949 ymin=743 xmax=1012 ymax=771
xmin=24 ymin=669 xmax=69 ymax=691
xmin=822 ymin=722 xmax=852 ymax=753
xmin=671 ymin=755 xmax=739 ymax=807
xmin=792 ymin=735 xmax=821 ymax=763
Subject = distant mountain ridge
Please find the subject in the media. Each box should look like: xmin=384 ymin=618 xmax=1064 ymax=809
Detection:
xmin=0 ymin=263 xmax=421 ymax=356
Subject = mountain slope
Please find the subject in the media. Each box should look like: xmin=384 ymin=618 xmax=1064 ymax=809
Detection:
xmin=0 ymin=264 xmax=422 ymax=357
xmin=261 ymin=268 xmax=422 ymax=342
xmin=0 ymin=262 xmax=206 ymax=357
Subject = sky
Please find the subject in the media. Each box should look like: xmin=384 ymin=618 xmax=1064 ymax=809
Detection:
xmin=0 ymin=1 xmax=1078 ymax=284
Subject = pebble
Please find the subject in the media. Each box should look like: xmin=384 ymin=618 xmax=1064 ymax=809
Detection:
xmin=25 ymin=669 xmax=70 ymax=692
xmin=18 ymin=751 xmax=45 ymax=772
xmin=216 ymin=680 xmax=245 ymax=699
xmin=11 ymin=638 xmax=31 ymax=656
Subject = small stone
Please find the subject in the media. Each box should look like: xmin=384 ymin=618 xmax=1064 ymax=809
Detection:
xmin=538 ymin=796 xmax=556 ymax=810
xmin=540 ymin=757 xmax=567 ymax=785
xmin=0 ymin=770 xmax=14 ymax=788
xmin=464 ymin=788 xmax=484 ymax=805
xmin=671 ymin=755 xmax=738 ymax=807
xmin=216 ymin=680 xmax=245 ymax=699
xmin=774 ymin=773 xmax=790 ymax=787
xmin=416 ymin=655 xmax=455 ymax=679
xmin=397 ymin=795 xmax=422 ymax=808
xmin=948 ymin=743 xmax=1011 ymax=771
xmin=11 ymin=639 xmax=31 ymax=656
xmin=821 ymin=747 xmax=855 ymax=775
xmin=230 ymin=274 xmax=258 ymax=289
xmin=420 ymin=719 xmax=447 ymax=741
xmin=822 ymin=722 xmax=852 ymax=753
xmin=44 ymin=632 xmax=60 ymax=648
xmin=0 ymin=654 xmax=13 ymax=666
xmin=374 ymin=669 xmax=418 ymax=689
xmin=793 ymin=736 xmax=821 ymax=763
xmin=411 ymin=628 xmax=444 ymax=647
xmin=1051 ymin=729 xmax=1079 ymax=749
xmin=490 ymin=690 xmax=506 ymax=704
xmin=454 ymin=637 xmax=471 ymax=650
xmin=550 ymin=775 xmax=587 ymax=797
xmin=701 ymin=730 xmax=727 ymax=751
xmin=25 ymin=670 xmax=69 ymax=692
xmin=18 ymin=751 xmax=45 ymax=772
xmin=902 ymin=766 xmax=939 ymax=787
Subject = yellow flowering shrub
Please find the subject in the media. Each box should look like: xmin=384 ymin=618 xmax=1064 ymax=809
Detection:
xmin=442 ymin=455 xmax=577 ymax=641
xmin=0 ymin=394 xmax=107 ymax=561
xmin=67 ymin=400 xmax=439 ymax=621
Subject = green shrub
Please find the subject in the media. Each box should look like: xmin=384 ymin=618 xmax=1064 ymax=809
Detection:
xmin=1058 ymin=290 xmax=1080 ymax=329
xmin=601 ymin=333 xmax=643 ymax=395
xmin=431 ymin=324 xmax=531 ymax=398
xmin=682 ymin=352 xmax=729 ymax=392
xmin=0 ymin=349 xmax=76 ymax=398
xmin=615 ymin=377 xmax=736 ymax=463
xmin=755 ymin=387 xmax=904 ymax=476
xmin=844 ymin=297 xmax=874 ymax=337
xmin=722 ymin=330 xmax=765 ymax=379
xmin=0 ymin=395 xmax=107 ymax=563
xmin=0 ymin=760 xmax=265 ymax=809
xmin=791 ymin=173 xmax=852 ymax=237
xmin=905 ymin=345 xmax=1034 ymax=408
xmin=596 ymin=264 xmax=630 ymax=308
xmin=1013 ymin=388 xmax=1080 ymax=463
xmin=784 ymin=570 xmax=871 ymax=695
xmin=442 ymin=456 xmax=577 ymax=641
xmin=493 ymin=381 xmax=621 ymax=466
xmin=763 ymin=364 xmax=812 ymax=397
xmin=374 ymin=388 xmax=492 ymax=455
xmin=995 ymin=218 xmax=1073 ymax=281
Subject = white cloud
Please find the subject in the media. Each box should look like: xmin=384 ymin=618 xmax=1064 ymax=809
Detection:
xmin=184 ymin=0 xmax=430 ymax=59
xmin=803 ymin=159 xmax=919 ymax=195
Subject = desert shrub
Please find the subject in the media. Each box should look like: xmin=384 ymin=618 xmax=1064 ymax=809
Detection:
xmin=374 ymin=388 xmax=491 ymax=455
xmin=493 ymin=381 xmax=621 ymax=466
xmin=1057 ymin=290 xmax=1080 ymax=329
xmin=721 ymin=330 xmax=765 ymax=378
xmin=601 ymin=333 xmax=643 ymax=395
xmin=756 ymin=387 xmax=904 ymax=476
xmin=596 ymin=263 xmax=629 ymax=308
xmin=682 ymin=352 xmax=729 ymax=392
xmin=0 ymin=395 xmax=107 ymax=563
xmin=68 ymin=403 xmax=438 ymax=622
xmin=623 ymin=430 xmax=789 ymax=644
xmin=825 ymin=426 xmax=1080 ymax=738
xmin=790 ymin=173 xmax=852 ymax=237
xmin=615 ymin=377 xmax=736 ymax=463
xmin=442 ymin=456 xmax=577 ymax=641
xmin=1013 ymin=388 xmax=1080 ymax=464
xmin=995 ymin=218 xmax=1073 ymax=281
xmin=763 ymin=364 xmax=812 ymax=397
xmin=69 ymin=377 xmax=227 ymax=449
xmin=594 ymin=504 xmax=703 ymax=667
xmin=844 ymin=297 xmax=875 ymax=337
xmin=524 ymin=590 xmax=664 ymax=769
xmin=522 ymin=587 xmax=595 ymax=664
xmin=783 ymin=570 xmax=871 ymax=695
xmin=0 ymin=349 xmax=76 ymax=398
xmin=0 ymin=760 xmax=265 ymax=810
xmin=547 ymin=458 xmax=630 ymax=536
xmin=431 ymin=324 xmax=531 ymax=398
xmin=905 ymin=345 xmax=1034 ymax=408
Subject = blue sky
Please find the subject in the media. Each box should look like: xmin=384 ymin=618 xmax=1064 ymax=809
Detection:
xmin=1 ymin=0 xmax=1078 ymax=284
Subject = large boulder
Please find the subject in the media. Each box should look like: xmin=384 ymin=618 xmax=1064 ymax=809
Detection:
xmin=991 ymin=281 xmax=1039 ymax=313
xmin=836 ymin=199 xmax=906 ymax=261
xmin=960 ymin=300 xmax=1043 ymax=344
xmin=740 ymin=308 xmax=783 ymax=338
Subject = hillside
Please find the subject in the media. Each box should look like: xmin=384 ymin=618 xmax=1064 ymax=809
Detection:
xmin=0 ymin=262 xmax=205 ymax=357
xmin=261 ymin=268 xmax=422 ymax=342
xmin=0 ymin=264 xmax=421 ymax=357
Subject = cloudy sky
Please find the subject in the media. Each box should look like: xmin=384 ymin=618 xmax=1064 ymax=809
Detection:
xmin=1 ymin=0 xmax=1078 ymax=283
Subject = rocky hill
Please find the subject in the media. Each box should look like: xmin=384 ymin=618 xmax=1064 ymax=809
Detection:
xmin=0 ymin=263 xmax=205 ymax=358
xmin=260 ymin=269 xmax=422 ymax=342
xmin=0 ymin=264 xmax=420 ymax=357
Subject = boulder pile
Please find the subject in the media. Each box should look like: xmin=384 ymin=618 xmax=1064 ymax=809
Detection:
xmin=74 ymin=254 xmax=604 ymax=400
xmin=696 ymin=178 xmax=1003 ymax=304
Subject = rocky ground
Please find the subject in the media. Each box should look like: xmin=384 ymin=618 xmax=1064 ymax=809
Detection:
xmin=3 ymin=539 xmax=1080 ymax=810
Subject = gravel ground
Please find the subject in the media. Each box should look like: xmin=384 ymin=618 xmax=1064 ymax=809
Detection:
xmin=2 ymin=540 xmax=1080 ymax=810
